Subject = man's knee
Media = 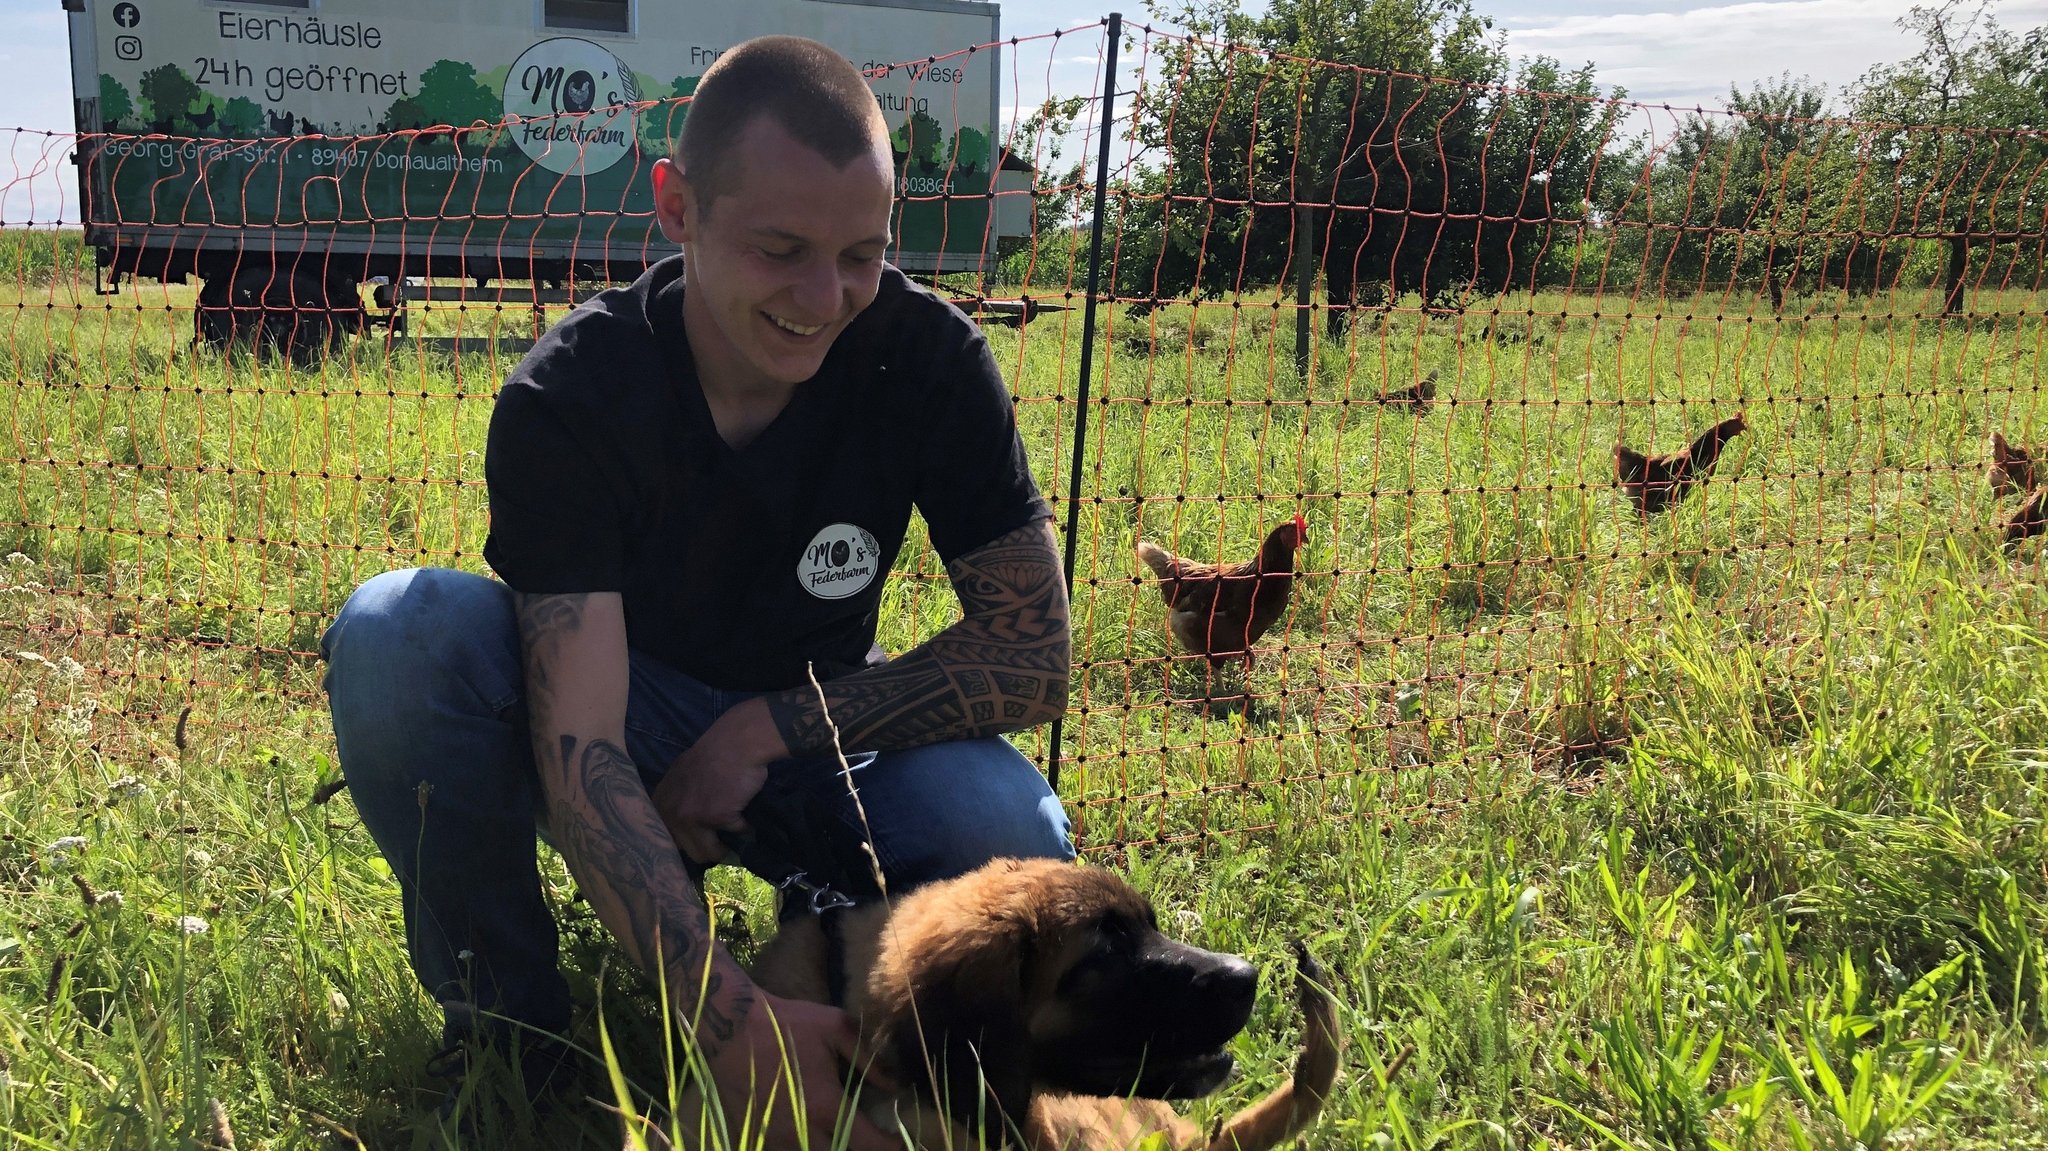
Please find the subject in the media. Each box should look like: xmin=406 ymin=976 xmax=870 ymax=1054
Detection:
xmin=326 ymin=566 xmax=508 ymax=654
xmin=978 ymin=784 xmax=1075 ymax=865
xmin=880 ymin=738 xmax=1074 ymax=883
xmin=323 ymin=568 xmax=522 ymax=764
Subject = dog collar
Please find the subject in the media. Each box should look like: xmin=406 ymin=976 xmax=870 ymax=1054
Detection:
xmin=768 ymin=868 xmax=856 ymax=1006
xmin=773 ymin=867 xmax=857 ymax=916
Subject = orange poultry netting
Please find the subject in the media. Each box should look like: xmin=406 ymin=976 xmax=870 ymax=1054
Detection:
xmin=4 ymin=18 xmax=2046 ymax=853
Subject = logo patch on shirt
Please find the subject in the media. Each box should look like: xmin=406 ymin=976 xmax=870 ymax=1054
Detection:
xmin=798 ymin=523 xmax=882 ymax=600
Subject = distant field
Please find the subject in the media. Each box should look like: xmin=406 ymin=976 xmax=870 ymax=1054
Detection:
xmin=3 ymin=224 xmax=2047 ymax=1149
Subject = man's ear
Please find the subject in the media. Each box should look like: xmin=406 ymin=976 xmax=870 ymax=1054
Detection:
xmin=652 ymin=157 xmax=695 ymax=245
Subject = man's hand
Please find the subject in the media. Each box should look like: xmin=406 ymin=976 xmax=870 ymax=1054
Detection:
xmin=653 ymin=697 xmax=790 ymax=865
xmin=694 ymin=992 xmax=900 ymax=1151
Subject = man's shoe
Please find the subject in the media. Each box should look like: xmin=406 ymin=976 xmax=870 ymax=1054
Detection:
xmin=427 ymin=1029 xmax=576 ymax=1135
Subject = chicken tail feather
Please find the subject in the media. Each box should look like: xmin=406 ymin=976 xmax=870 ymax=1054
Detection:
xmin=1136 ymin=539 xmax=1182 ymax=583
xmin=1685 ymin=413 xmax=1748 ymax=476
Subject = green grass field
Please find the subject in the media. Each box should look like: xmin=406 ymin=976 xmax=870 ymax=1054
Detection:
xmin=3 ymin=224 xmax=2048 ymax=1149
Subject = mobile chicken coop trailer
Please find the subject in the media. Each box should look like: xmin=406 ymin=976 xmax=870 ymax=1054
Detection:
xmin=63 ymin=0 xmax=1027 ymax=355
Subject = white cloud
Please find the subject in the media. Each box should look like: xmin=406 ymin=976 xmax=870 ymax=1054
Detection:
xmin=1503 ymin=0 xmax=2048 ymax=110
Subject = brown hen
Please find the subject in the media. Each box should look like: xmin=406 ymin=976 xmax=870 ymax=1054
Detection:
xmin=1380 ymin=370 xmax=1438 ymax=409
xmin=1987 ymin=430 xmax=2036 ymax=498
xmin=2005 ymin=485 xmax=2047 ymax=546
xmin=1614 ymin=412 xmax=1748 ymax=516
xmin=1136 ymin=513 xmax=1308 ymax=683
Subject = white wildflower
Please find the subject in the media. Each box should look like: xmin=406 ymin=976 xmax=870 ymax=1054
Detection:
xmin=42 ymin=836 xmax=86 ymax=872
xmin=108 ymin=775 xmax=149 ymax=801
xmin=152 ymin=754 xmax=177 ymax=773
xmin=14 ymin=651 xmax=47 ymax=665
xmin=457 ymin=949 xmax=475 ymax=963
xmin=328 ymin=988 xmax=351 ymax=1015
xmin=185 ymin=848 xmax=214 ymax=870
xmin=9 ymin=689 xmax=36 ymax=712
xmin=54 ymin=656 xmax=85 ymax=680
xmin=52 ymin=699 xmax=96 ymax=737
xmin=175 ymin=915 xmax=209 ymax=935
xmin=95 ymin=890 xmax=124 ymax=911
xmin=4 ymin=552 xmax=30 ymax=568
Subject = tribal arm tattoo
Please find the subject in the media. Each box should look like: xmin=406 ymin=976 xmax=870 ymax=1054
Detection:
xmin=515 ymin=591 xmax=754 ymax=1052
xmin=763 ymin=518 xmax=1071 ymax=757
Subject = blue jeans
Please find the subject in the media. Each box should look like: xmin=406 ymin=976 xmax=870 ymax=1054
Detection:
xmin=320 ymin=567 xmax=1073 ymax=1044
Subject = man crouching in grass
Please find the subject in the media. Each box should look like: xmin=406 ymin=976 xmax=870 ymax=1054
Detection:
xmin=319 ymin=35 xmax=1072 ymax=1147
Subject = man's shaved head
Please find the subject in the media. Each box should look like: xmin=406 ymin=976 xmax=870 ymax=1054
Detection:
xmin=678 ymin=35 xmax=892 ymax=216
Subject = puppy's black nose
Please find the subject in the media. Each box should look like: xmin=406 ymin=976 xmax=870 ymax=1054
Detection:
xmin=1124 ymin=943 xmax=1262 ymax=1053
xmin=1193 ymin=953 xmax=1259 ymax=1017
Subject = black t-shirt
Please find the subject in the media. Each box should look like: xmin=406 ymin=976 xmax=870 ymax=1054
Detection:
xmin=483 ymin=255 xmax=1050 ymax=692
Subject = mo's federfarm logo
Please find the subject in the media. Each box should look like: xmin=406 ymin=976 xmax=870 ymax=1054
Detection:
xmin=503 ymin=37 xmax=639 ymax=176
xmin=797 ymin=523 xmax=882 ymax=601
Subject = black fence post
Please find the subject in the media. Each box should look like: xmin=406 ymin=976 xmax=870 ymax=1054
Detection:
xmin=1295 ymin=202 xmax=1316 ymax=379
xmin=1047 ymin=11 xmax=1122 ymax=796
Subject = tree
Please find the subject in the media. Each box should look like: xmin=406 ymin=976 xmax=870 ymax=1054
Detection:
xmin=98 ymin=75 xmax=134 ymax=131
xmin=893 ymin=107 xmax=944 ymax=170
xmin=1114 ymin=0 xmax=1624 ymax=324
xmin=1602 ymin=75 xmax=1886 ymax=304
xmin=380 ymin=96 xmax=429 ymax=133
xmin=994 ymin=96 xmax=1089 ymax=282
xmin=952 ymin=125 xmax=990 ymax=176
xmin=1849 ymin=0 xmax=2048 ymax=313
xmin=138 ymin=64 xmax=202 ymax=132
xmin=639 ymin=74 xmax=697 ymax=156
xmin=218 ymin=96 xmax=264 ymax=138
xmin=414 ymin=59 xmax=502 ymax=128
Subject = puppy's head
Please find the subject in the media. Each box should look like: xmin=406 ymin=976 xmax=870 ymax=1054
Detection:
xmin=865 ymin=859 xmax=1258 ymax=1128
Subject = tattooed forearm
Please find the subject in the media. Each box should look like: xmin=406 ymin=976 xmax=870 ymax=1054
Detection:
xmin=550 ymin=737 xmax=704 ymax=975
xmin=514 ymin=591 xmax=754 ymax=1054
xmin=763 ymin=519 xmax=1070 ymax=756
xmin=548 ymin=736 xmax=747 ymax=1045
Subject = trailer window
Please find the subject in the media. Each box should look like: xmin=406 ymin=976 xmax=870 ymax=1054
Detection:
xmin=544 ymin=0 xmax=630 ymax=33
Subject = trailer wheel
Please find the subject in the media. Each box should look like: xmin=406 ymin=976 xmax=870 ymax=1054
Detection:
xmin=195 ymin=265 xmax=354 ymax=364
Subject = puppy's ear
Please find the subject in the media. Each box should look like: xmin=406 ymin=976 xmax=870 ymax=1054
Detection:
xmin=882 ymin=920 xmax=1036 ymax=1139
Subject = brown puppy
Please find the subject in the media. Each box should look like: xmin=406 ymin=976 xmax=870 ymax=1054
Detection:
xmin=749 ymin=858 xmax=1341 ymax=1151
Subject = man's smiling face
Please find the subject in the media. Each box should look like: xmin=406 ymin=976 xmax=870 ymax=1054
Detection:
xmin=655 ymin=115 xmax=895 ymax=393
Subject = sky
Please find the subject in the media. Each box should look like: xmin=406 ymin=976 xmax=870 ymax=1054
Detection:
xmin=6 ymin=0 xmax=2048 ymax=223
xmin=1017 ymin=0 xmax=2048 ymax=118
